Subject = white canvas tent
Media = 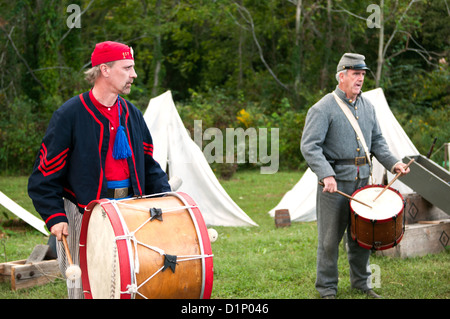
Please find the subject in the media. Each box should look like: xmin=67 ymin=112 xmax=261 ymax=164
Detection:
xmin=143 ymin=91 xmax=258 ymax=227
xmin=269 ymin=88 xmax=419 ymax=222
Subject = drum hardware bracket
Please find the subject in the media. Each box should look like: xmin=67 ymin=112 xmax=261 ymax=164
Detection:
xmin=162 ymin=254 xmax=178 ymax=273
xmin=373 ymin=241 xmax=382 ymax=250
xmin=150 ymin=207 xmax=163 ymax=221
xmin=371 ymin=220 xmax=378 ymax=250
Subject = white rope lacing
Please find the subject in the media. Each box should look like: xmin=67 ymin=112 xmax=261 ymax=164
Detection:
xmin=115 ymin=202 xmax=198 ymax=214
xmin=109 ymin=203 xmax=213 ymax=299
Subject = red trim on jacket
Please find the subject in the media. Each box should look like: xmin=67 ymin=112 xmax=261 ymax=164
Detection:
xmin=45 ymin=213 xmax=66 ymax=224
xmin=121 ymin=98 xmax=143 ymax=196
xmin=143 ymin=142 xmax=154 ymax=156
xmin=89 ymin=90 xmax=130 ymax=181
xmin=38 ymin=143 xmax=69 ymax=176
xmin=63 ymin=187 xmax=75 ymax=197
xmin=79 ymin=93 xmax=104 ymax=200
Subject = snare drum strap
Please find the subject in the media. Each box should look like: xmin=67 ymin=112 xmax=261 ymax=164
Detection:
xmin=332 ymin=92 xmax=372 ymax=167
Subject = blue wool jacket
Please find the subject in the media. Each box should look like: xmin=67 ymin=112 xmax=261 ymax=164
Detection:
xmin=28 ymin=91 xmax=170 ymax=230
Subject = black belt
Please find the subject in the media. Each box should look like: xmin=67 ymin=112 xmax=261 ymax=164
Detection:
xmin=107 ymin=187 xmax=132 ymax=199
xmin=333 ymin=156 xmax=367 ymax=166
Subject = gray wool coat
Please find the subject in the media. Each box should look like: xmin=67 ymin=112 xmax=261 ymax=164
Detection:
xmin=301 ymin=86 xmax=399 ymax=182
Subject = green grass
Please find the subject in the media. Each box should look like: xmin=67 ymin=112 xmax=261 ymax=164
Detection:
xmin=0 ymin=171 xmax=449 ymax=299
xmin=214 ymin=171 xmax=450 ymax=299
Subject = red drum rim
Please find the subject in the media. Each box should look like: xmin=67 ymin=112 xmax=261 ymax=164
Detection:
xmin=177 ymin=192 xmax=214 ymax=299
xmin=355 ymin=232 xmax=404 ymax=251
xmin=80 ymin=198 xmax=133 ymax=299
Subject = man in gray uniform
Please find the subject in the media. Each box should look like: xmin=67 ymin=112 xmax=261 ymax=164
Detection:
xmin=301 ymin=53 xmax=410 ymax=299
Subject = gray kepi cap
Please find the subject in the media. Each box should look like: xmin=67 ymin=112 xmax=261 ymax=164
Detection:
xmin=337 ymin=53 xmax=370 ymax=72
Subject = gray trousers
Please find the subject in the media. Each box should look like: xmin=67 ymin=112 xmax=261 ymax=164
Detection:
xmin=315 ymin=178 xmax=371 ymax=297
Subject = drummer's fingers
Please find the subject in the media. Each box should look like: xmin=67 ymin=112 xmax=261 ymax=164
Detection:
xmin=328 ymin=184 xmax=337 ymax=193
xmin=51 ymin=222 xmax=69 ymax=241
xmin=395 ymin=162 xmax=411 ymax=175
xmin=323 ymin=182 xmax=337 ymax=193
xmin=399 ymin=164 xmax=410 ymax=175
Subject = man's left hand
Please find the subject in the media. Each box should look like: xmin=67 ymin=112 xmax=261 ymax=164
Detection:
xmin=394 ymin=162 xmax=410 ymax=175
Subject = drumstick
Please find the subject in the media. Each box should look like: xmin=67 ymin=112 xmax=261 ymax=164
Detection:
xmin=373 ymin=158 xmax=414 ymax=202
xmin=62 ymin=235 xmax=82 ymax=281
xmin=318 ymin=182 xmax=373 ymax=209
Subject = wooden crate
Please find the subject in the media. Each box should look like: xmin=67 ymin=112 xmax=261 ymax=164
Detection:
xmin=403 ymin=193 xmax=448 ymax=224
xmin=376 ymin=219 xmax=450 ymax=258
xmin=0 ymin=259 xmax=60 ymax=290
xmin=0 ymin=244 xmax=61 ymax=291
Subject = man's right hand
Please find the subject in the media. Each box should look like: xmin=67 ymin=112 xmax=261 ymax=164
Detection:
xmin=322 ymin=176 xmax=337 ymax=193
xmin=51 ymin=222 xmax=69 ymax=241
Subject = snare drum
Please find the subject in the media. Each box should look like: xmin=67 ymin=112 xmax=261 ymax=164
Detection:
xmin=350 ymin=185 xmax=405 ymax=251
xmin=79 ymin=192 xmax=213 ymax=299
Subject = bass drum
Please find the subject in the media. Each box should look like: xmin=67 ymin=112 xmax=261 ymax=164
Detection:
xmin=79 ymin=192 xmax=213 ymax=299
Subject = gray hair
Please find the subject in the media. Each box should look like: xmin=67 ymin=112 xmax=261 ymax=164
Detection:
xmin=335 ymin=69 xmax=347 ymax=82
xmin=84 ymin=62 xmax=115 ymax=84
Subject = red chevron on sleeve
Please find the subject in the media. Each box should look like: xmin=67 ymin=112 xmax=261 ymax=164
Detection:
xmin=143 ymin=142 xmax=154 ymax=157
xmin=38 ymin=143 xmax=69 ymax=177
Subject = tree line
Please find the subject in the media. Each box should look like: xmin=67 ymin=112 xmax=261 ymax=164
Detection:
xmin=0 ymin=0 xmax=448 ymax=174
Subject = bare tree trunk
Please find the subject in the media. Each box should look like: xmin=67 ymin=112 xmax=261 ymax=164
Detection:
xmin=238 ymin=26 xmax=243 ymax=88
xmin=376 ymin=0 xmax=420 ymax=86
xmin=294 ymin=0 xmax=302 ymax=94
xmin=375 ymin=0 xmax=384 ymax=87
xmin=320 ymin=0 xmax=333 ymax=89
xmin=152 ymin=0 xmax=162 ymax=97
xmin=237 ymin=0 xmax=244 ymax=89
xmin=234 ymin=2 xmax=289 ymax=91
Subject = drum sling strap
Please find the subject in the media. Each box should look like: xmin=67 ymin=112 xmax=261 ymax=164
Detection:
xmin=332 ymin=92 xmax=372 ymax=167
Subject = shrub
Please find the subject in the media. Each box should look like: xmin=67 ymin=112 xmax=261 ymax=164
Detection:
xmin=0 ymin=96 xmax=44 ymax=174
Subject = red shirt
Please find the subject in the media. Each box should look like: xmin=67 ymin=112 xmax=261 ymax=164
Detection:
xmin=89 ymin=90 xmax=130 ymax=182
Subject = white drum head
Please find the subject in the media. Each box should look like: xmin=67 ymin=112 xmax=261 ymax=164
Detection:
xmin=351 ymin=187 xmax=403 ymax=221
xmin=86 ymin=204 xmax=122 ymax=299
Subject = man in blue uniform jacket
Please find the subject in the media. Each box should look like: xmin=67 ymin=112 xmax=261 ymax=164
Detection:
xmin=28 ymin=41 xmax=170 ymax=298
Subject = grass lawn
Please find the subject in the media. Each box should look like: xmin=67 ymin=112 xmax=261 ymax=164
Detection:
xmin=0 ymin=171 xmax=448 ymax=299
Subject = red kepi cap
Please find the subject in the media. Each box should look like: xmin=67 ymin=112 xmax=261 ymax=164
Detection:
xmin=91 ymin=41 xmax=134 ymax=67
